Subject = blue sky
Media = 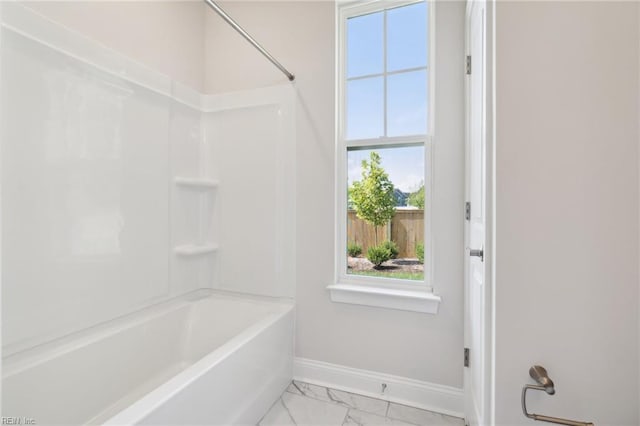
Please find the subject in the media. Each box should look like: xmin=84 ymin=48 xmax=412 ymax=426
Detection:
xmin=346 ymin=1 xmax=427 ymax=194
xmin=348 ymin=146 xmax=425 ymax=193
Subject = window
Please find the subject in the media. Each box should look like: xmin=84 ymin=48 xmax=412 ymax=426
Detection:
xmin=345 ymin=2 xmax=429 ymax=140
xmin=330 ymin=0 xmax=440 ymax=313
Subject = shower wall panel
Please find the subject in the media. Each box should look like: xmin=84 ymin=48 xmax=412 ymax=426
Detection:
xmin=203 ymin=86 xmax=296 ymax=299
xmin=169 ymin=94 xmax=216 ymax=296
xmin=0 ymin=5 xmax=200 ymax=353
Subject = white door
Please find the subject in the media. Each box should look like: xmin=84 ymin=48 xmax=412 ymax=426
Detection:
xmin=464 ymin=1 xmax=488 ymax=425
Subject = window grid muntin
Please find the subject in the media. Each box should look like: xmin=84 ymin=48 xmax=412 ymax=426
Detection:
xmin=346 ymin=66 xmax=429 ymax=82
xmin=383 ymin=6 xmax=387 ymax=136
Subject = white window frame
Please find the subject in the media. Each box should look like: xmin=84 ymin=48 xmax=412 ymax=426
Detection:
xmin=329 ymin=0 xmax=441 ymax=314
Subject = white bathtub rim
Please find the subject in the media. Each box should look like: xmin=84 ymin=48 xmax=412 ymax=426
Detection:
xmin=3 ymin=296 xmax=193 ymax=377
xmin=3 ymin=290 xmax=194 ymax=362
xmin=100 ymin=304 xmax=293 ymax=425
xmin=3 ymin=289 xmax=292 ymax=377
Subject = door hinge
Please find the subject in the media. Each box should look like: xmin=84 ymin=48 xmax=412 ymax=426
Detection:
xmin=466 ymin=55 xmax=472 ymax=75
xmin=465 ymin=202 xmax=471 ymax=221
xmin=464 ymin=347 xmax=470 ymax=367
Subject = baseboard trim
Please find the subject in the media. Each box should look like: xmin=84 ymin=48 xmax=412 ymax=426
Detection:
xmin=293 ymin=357 xmax=464 ymax=418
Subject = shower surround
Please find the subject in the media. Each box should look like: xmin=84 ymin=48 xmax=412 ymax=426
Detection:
xmin=0 ymin=3 xmax=296 ymax=424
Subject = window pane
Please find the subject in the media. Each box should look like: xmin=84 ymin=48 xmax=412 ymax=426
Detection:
xmin=387 ymin=70 xmax=428 ymax=137
xmin=347 ymin=77 xmax=384 ymax=140
xmin=347 ymin=145 xmax=425 ymax=281
xmin=386 ymin=2 xmax=428 ymax=72
xmin=347 ymin=12 xmax=384 ymax=78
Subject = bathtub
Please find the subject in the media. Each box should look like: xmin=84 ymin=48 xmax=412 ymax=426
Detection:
xmin=2 ymin=290 xmax=294 ymax=425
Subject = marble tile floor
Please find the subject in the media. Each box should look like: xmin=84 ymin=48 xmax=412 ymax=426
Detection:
xmin=259 ymin=380 xmax=465 ymax=426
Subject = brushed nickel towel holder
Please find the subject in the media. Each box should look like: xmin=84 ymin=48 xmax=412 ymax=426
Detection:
xmin=522 ymin=365 xmax=594 ymax=426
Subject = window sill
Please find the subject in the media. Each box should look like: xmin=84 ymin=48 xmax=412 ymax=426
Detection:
xmin=327 ymin=283 xmax=441 ymax=314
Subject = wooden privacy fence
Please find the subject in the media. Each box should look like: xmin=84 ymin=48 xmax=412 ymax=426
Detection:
xmin=347 ymin=209 xmax=424 ymax=258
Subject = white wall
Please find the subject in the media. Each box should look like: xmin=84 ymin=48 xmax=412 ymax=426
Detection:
xmin=494 ymin=2 xmax=639 ymax=424
xmin=204 ymin=1 xmax=466 ymax=388
xmin=22 ymin=1 xmax=206 ymax=91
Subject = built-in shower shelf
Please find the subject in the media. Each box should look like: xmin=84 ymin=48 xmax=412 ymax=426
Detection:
xmin=174 ymin=177 xmax=219 ymax=189
xmin=174 ymin=244 xmax=219 ymax=256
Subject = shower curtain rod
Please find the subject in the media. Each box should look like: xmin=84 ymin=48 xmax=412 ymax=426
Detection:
xmin=203 ymin=0 xmax=296 ymax=82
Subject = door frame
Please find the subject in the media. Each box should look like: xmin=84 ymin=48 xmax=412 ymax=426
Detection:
xmin=463 ymin=0 xmax=495 ymax=425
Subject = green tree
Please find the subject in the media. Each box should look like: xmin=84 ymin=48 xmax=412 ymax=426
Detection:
xmin=407 ymin=184 xmax=425 ymax=209
xmin=349 ymin=151 xmax=396 ymax=244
